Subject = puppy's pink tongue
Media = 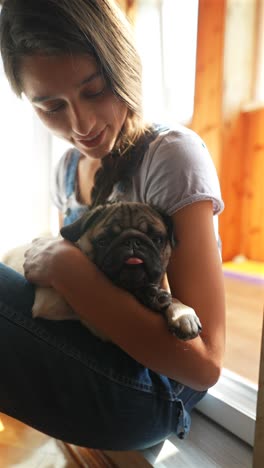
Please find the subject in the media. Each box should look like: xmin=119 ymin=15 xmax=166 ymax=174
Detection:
xmin=125 ymin=257 xmax=144 ymax=265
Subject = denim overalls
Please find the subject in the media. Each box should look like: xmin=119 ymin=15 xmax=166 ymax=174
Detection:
xmin=0 ymin=132 xmax=206 ymax=449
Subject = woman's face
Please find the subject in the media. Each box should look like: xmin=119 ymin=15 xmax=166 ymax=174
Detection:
xmin=20 ymin=54 xmax=128 ymax=159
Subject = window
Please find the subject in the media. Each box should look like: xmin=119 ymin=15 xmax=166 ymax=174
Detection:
xmin=135 ymin=0 xmax=199 ymax=125
xmin=0 ymin=54 xmax=53 ymax=259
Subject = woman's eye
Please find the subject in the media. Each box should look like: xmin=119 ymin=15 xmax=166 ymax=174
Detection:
xmin=82 ymin=75 xmax=107 ymax=99
xmin=43 ymin=103 xmax=65 ymax=116
xmin=82 ymin=84 xmax=106 ymax=99
xmin=83 ymin=89 xmax=105 ymax=99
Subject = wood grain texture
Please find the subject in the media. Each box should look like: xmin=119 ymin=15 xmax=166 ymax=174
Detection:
xmin=220 ymin=107 xmax=264 ymax=262
xmin=223 ymin=275 xmax=264 ymax=384
xmin=219 ymin=0 xmax=258 ymax=261
xmin=0 ymin=413 xmax=78 ymax=467
xmin=191 ymin=0 xmax=226 ymax=172
xmin=219 ymin=114 xmax=245 ymax=261
xmin=240 ymin=108 xmax=264 ymax=261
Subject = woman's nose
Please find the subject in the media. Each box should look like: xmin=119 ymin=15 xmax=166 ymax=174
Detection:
xmin=69 ymin=102 xmax=96 ymax=136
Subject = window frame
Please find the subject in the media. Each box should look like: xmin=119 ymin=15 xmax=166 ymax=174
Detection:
xmin=197 ymin=369 xmax=257 ymax=446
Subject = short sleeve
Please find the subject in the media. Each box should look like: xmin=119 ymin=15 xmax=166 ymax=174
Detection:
xmin=143 ymin=128 xmax=224 ymax=216
xmin=50 ymin=150 xmax=69 ymax=212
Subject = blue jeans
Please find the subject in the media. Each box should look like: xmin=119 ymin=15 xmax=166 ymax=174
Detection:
xmin=0 ymin=263 xmax=206 ymax=450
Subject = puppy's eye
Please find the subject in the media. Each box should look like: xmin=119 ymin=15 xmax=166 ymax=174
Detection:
xmin=152 ymin=236 xmax=164 ymax=246
xmin=96 ymin=237 xmax=107 ymax=247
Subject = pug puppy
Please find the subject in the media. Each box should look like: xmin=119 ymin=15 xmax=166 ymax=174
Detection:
xmin=3 ymin=202 xmax=202 ymax=341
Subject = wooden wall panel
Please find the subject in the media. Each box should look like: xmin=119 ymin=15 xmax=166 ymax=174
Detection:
xmin=219 ymin=0 xmax=257 ymax=261
xmin=191 ymin=0 xmax=226 ymax=173
xmin=219 ymin=115 xmax=244 ymax=261
xmin=220 ymin=107 xmax=264 ymax=261
xmin=240 ymin=108 xmax=264 ymax=261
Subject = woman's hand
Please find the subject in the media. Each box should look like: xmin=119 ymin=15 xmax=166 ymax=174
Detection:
xmin=23 ymin=237 xmax=78 ymax=287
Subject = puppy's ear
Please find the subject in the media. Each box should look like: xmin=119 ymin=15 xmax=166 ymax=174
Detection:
xmin=150 ymin=205 xmax=177 ymax=248
xmin=161 ymin=213 xmax=177 ymax=248
xmin=60 ymin=205 xmax=105 ymax=242
xmin=60 ymin=216 xmax=84 ymax=242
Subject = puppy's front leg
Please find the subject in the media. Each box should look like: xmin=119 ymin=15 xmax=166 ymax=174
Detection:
xmin=135 ymin=287 xmax=202 ymax=340
xmin=165 ymin=300 xmax=202 ymax=340
xmin=134 ymin=285 xmax=172 ymax=312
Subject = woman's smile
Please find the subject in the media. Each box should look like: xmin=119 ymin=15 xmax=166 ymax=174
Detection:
xmin=20 ymin=54 xmax=128 ymax=159
xmin=74 ymin=126 xmax=107 ymax=149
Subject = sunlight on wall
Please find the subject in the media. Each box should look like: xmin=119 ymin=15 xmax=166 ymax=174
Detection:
xmin=0 ymin=78 xmax=36 ymax=258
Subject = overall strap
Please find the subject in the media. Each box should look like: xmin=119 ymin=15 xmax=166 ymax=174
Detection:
xmin=65 ymin=149 xmax=81 ymax=198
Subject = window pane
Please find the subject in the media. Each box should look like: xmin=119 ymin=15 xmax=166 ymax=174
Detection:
xmin=0 ymin=52 xmax=51 ymax=257
xmin=135 ymin=0 xmax=198 ymax=125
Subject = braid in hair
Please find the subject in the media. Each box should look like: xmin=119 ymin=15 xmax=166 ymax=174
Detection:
xmin=90 ymin=125 xmax=158 ymax=208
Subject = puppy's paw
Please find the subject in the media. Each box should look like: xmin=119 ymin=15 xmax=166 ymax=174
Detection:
xmin=165 ymin=301 xmax=202 ymax=340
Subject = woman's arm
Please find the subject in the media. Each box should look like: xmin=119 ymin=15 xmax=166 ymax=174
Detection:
xmin=25 ymin=201 xmax=225 ymax=391
xmin=167 ymin=201 xmax=225 ymax=384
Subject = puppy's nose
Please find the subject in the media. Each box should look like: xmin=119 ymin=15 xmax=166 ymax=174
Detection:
xmin=124 ymin=238 xmax=141 ymax=249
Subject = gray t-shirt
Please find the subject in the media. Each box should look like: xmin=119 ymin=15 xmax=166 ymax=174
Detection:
xmin=51 ymin=125 xmax=224 ymax=238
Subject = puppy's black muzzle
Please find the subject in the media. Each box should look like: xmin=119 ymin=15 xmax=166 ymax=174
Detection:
xmin=94 ymin=230 xmax=165 ymax=290
xmin=123 ymin=237 xmax=142 ymax=250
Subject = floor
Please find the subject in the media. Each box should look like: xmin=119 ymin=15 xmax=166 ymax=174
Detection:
xmin=0 ymin=273 xmax=261 ymax=467
xmin=0 ymin=413 xmax=78 ymax=467
xmin=223 ymin=274 xmax=264 ymax=384
xmin=0 ymin=411 xmax=252 ymax=468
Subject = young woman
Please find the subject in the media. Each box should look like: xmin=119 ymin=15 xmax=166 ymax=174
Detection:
xmin=0 ymin=0 xmax=225 ymax=450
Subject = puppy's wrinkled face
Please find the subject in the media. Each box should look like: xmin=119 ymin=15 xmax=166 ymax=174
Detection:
xmin=61 ymin=202 xmax=174 ymax=291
